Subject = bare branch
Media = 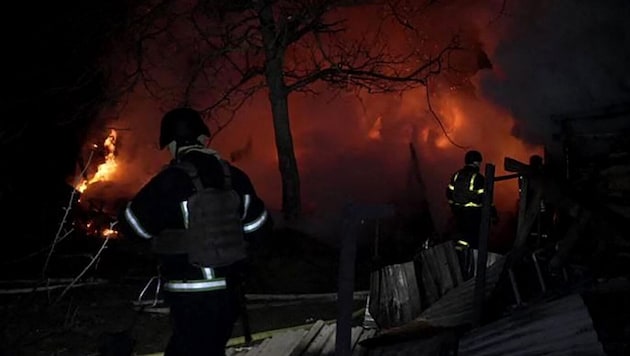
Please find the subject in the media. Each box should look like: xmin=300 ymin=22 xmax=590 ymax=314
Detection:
xmin=41 ymin=149 xmax=95 ymax=279
xmin=53 ymin=232 xmax=111 ymax=305
xmin=101 ymin=0 xmax=467 ymax=217
xmin=286 ymin=40 xmax=460 ymax=92
xmin=425 ymin=77 xmax=469 ymax=150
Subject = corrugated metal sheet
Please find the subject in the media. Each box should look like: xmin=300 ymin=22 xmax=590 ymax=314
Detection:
xmin=416 ymin=256 xmax=505 ymax=327
xmin=351 ymin=256 xmax=505 ymax=354
xmin=225 ymin=321 xmax=376 ymax=356
xmin=368 ymin=261 xmax=422 ymax=328
xmin=357 ymin=254 xmax=505 ymax=349
xmin=417 ymin=241 xmax=463 ymax=306
xmin=458 ymin=293 xmax=605 ymax=355
xmin=367 ymin=241 xmax=465 ymax=330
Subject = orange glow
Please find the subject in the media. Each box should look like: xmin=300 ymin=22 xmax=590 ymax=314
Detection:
xmin=78 ymin=218 xmax=120 ymax=239
xmin=77 ymin=130 xmax=118 ymax=193
xmin=413 ymin=90 xmax=542 ymax=215
xmin=419 ymin=99 xmax=469 ymax=150
xmin=101 ymin=228 xmax=119 ymax=239
xmin=434 ymin=135 xmax=450 ymax=149
xmin=367 ymin=116 xmax=383 ymax=140
xmin=85 ymin=0 xmax=547 ymax=247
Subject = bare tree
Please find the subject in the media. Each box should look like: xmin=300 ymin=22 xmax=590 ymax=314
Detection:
xmin=115 ymin=0 xmax=461 ymax=219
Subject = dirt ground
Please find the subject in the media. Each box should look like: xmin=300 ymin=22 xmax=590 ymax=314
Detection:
xmin=0 ymin=228 xmax=374 ymax=356
xmin=1 ymin=280 xmax=362 ymax=356
xmin=3 ymin=238 xmax=630 ymax=356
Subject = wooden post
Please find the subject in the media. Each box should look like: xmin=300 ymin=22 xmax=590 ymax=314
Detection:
xmin=516 ymin=175 xmax=528 ymax=245
xmin=336 ymin=216 xmax=360 ymax=356
xmin=336 ymin=203 xmax=394 ymax=356
xmin=473 ymin=163 xmax=495 ymax=327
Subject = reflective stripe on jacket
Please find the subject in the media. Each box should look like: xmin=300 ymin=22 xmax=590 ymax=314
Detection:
xmin=118 ymin=148 xmax=271 ymax=287
xmin=164 ymin=267 xmax=226 ymax=292
xmin=446 ymin=165 xmax=485 ymax=208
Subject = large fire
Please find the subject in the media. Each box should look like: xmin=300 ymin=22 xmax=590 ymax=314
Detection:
xmin=80 ymin=0 xmax=548 ymax=247
xmin=76 ymin=129 xmax=118 ymax=193
xmin=75 ymin=129 xmax=120 ymax=239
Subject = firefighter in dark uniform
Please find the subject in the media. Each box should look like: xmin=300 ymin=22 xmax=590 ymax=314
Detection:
xmin=447 ymin=150 xmax=486 ymax=246
xmin=446 ymin=150 xmax=495 ymax=278
xmin=118 ymin=107 xmax=271 ymax=356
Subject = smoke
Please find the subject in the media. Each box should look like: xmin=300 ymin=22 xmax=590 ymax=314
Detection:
xmin=479 ymin=0 xmax=630 ymax=147
xmin=79 ymin=0 xmax=555 ymax=241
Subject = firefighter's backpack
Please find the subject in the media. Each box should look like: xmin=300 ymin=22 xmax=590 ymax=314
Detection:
xmin=155 ymin=159 xmax=247 ymax=267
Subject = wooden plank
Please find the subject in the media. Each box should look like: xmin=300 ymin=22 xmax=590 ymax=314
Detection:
xmin=349 ymin=326 xmax=364 ymax=351
xmin=514 ymin=182 xmax=542 ymax=251
xmin=303 ymin=323 xmax=335 ymax=356
xmin=419 ymin=248 xmax=440 ymax=306
xmin=432 ymin=243 xmax=454 ymax=296
xmin=475 ymin=163 xmax=496 ymax=327
xmin=443 ymin=241 xmax=464 ymax=286
xmin=370 ymin=268 xmax=394 ymax=327
xmin=256 ymin=329 xmax=307 ymax=356
xmin=245 ymin=291 xmax=369 ymax=302
xmin=401 ymin=262 xmax=422 ymax=322
xmin=289 ymin=320 xmax=326 ymax=356
xmin=369 ymin=262 xmax=422 ymax=328
xmin=352 ymin=329 xmax=377 ymax=356
xmin=244 ymin=338 xmax=271 ymax=356
xmin=516 ymin=176 xmax=529 ymax=243
xmin=320 ymin=324 xmax=337 ymax=355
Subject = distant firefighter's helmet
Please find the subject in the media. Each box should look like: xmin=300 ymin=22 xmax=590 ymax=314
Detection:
xmin=465 ymin=150 xmax=483 ymax=165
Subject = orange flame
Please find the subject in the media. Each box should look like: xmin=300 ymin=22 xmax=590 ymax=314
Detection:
xmin=77 ymin=129 xmax=118 ymax=193
xmin=420 ymin=101 xmax=467 ymax=150
xmin=101 ymin=228 xmax=119 ymax=239
xmin=367 ymin=116 xmax=383 ymax=141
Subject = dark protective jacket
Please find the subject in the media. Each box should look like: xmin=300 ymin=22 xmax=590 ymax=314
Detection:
xmin=118 ymin=147 xmax=270 ymax=292
xmin=446 ymin=164 xmax=485 ymax=208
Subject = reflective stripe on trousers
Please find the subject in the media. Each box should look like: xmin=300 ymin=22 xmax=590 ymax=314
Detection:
xmin=164 ymin=278 xmax=227 ymax=292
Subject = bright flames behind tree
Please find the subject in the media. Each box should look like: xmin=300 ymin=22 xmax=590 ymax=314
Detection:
xmin=75 ymin=129 xmax=120 ymax=239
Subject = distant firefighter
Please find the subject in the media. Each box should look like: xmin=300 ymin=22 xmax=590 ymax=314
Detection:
xmin=446 ymin=150 xmax=497 ymax=278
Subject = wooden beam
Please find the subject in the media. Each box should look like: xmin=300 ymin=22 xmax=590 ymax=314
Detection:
xmin=473 ymin=163 xmax=495 ymax=327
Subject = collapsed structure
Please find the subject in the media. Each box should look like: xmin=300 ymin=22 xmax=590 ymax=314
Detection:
xmin=216 ymin=104 xmax=630 ymax=355
xmin=359 ymin=104 xmax=630 ymax=355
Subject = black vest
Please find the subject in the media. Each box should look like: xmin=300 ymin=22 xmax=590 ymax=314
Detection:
xmin=152 ymin=160 xmax=247 ymax=267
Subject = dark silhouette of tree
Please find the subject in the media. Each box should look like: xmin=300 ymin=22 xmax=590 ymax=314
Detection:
xmin=115 ymin=0 xmax=461 ymax=219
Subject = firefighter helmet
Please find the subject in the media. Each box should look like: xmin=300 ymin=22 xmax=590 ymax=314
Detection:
xmin=159 ymin=107 xmax=211 ymax=149
xmin=464 ymin=150 xmax=483 ymax=165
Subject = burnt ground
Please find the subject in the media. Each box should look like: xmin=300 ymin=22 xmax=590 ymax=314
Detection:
xmin=0 ymin=227 xmax=386 ymax=356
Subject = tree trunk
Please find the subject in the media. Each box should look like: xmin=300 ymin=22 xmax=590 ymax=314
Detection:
xmin=268 ymin=74 xmax=301 ymax=220
xmin=258 ymin=2 xmax=301 ymax=220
